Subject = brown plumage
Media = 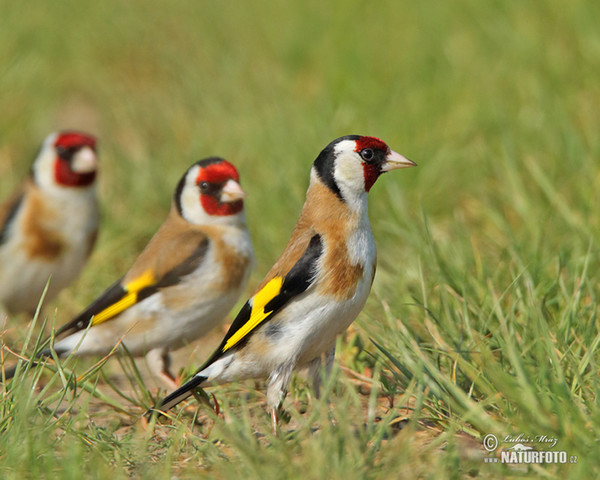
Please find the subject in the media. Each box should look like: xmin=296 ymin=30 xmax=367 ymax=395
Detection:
xmin=123 ymin=209 xmax=209 ymax=285
xmin=21 ymin=180 xmax=67 ymax=261
xmin=257 ymin=179 xmax=364 ymax=300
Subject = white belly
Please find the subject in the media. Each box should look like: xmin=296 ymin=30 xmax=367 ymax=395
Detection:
xmin=211 ymin=260 xmax=375 ymax=383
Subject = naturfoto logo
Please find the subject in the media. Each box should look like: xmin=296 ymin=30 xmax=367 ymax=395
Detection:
xmin=482 ymin=433 xmax=577 ymax=465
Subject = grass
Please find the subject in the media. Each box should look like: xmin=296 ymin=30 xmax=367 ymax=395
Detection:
xmin=1 ymin=0 xmax=599 ymax=477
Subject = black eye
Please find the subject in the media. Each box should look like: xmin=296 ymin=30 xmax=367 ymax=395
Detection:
xmin=56 ymin=145 xmax=71 ymax=159
xmin=360 ymin=148 xmax=374 ymax=162
xmin=199 ymin=181 xmax=210 ymax=192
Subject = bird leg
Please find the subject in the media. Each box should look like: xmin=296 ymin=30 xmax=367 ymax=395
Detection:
xmin=145 ymin=347 xmax=178 ymax=390
xmin=267 ymin=362 xmax=294 ymax=435
xmin=270 ymin=407 xmax=278 ymax=435
xmin=309 ymin=346 xmax=336 ymax=399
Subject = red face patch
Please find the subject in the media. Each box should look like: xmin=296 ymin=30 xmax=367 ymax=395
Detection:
xmin=353 ymin=136 xmax=389 ymax=154
xmin=54 ymin=132 xmax=96 ymax=150
xmin=53 ymin=132 xmax=97 ymax=187
xmin=363 ymin=163 xmax=379 ymax=192
xmin=196 ymin=161 xmax=243 ymax=217
xmin=196 ymin=160 xmax=239 ymax=185
xmin=200 ymin=196 xmax=243 ymax=216
xmin=355 ymin=136 xmax=390 ymax=192
xmin=55 ymin=159 xmax=96 ymax=187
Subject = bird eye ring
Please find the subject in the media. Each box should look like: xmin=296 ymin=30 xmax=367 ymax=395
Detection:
xmin=360 ymin=148 xmax=374 ymax=162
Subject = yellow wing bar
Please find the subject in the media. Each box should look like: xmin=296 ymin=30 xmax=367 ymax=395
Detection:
xmin=125 ymin=270 xmax=156 ymax=293
xmin=223 ymin=276 xmax=283 ymax=352
xmin=91 ymin=270 xmax=156 ymax=326
xmin=90 ymin=294 xmax=136 ymax=325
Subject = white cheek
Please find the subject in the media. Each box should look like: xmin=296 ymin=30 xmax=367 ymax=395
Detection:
xmin=178 ymin=166 xmax=209 ymax=224
xmin=332 ymin=142 xmax=367 ymax=197
xmin=336 ymin=159 xmax=365 ymax=192
xmin=334 ymin=157 xmax=368 ymax=214
xmin=31 ymin=133 xmax=58 ymax=187
xmin=180 ymin=185 xmax=210 ymax=224
xmin=33 ymin=150 xmax=59 ymax=191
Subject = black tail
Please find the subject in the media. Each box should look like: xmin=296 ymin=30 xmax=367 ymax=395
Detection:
xmin=155 ymin=374 xmax=207 ymax=414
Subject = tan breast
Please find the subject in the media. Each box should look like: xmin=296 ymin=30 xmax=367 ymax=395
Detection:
xmin=257 ymin=179 xmax=366 ymax=300
xmin=21 ymin=182 xmax=66 ymax=261
xmin=202 ymin=225 xmax=253 ymax=293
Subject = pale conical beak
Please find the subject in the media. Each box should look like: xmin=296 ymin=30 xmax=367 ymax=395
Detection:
xmin=220 ymin=179 xmax=247 ymax=203
xmin=70 ymin=146 xmax=97 ymax=173
xmin=381 ymin=149 xmax=417 ymax=171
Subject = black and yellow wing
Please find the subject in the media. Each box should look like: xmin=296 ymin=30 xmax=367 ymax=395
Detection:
xmin=157 ymin=234 xmax=323 ymax=413
xmin=56 ymin=237 xmax=209 ymax=338
xmin=200 ymin=234 xmax=323 ymax=370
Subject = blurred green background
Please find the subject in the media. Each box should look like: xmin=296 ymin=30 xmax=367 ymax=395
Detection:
xmin=1 ymin=0 xmax=599 ymax=478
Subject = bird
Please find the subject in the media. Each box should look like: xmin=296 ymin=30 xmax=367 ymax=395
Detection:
xmin=155 ymin=135 xmax=416 ymax=428
xmin=0 ymin=131 xmax=100 ymax=317
xmin=4 ymin=157 xmax=254 ymax=388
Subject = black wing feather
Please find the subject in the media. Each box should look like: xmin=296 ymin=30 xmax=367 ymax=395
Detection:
xmin=0 ymin=194 xmax=24 ymax=246
xmin=56 ymin=278 xmax=128 ymax=337
xmin=199 ymin=234 xmax=323 ymax=371
xmin=57 ymin=237 xmax=210 ymax=338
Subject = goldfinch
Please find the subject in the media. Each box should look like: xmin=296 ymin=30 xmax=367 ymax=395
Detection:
xmin=0 ymin=131 xmax=99 ymax=316
xmin=156 ymin=135 xmax=416 ymax=426
xmin=17 ymin=157 xmax=254 ymax=387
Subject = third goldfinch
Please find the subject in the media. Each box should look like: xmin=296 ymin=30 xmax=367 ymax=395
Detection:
xmin=0 ymin=131 xmax=99 ymax=317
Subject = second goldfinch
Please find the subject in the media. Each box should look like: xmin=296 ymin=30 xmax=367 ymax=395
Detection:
xmin=38 ymin=157 xmax=254 ymax=387
xmin=157 ymin=135 xmax=416 ymax=426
